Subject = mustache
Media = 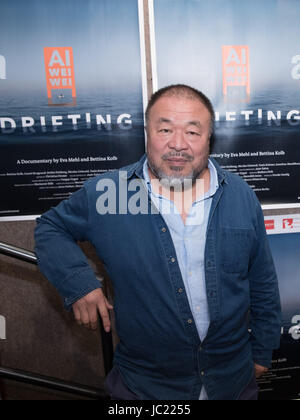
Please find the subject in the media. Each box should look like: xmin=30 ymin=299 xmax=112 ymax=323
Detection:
xmin=161 ymin=152 xmax=194 ymax=162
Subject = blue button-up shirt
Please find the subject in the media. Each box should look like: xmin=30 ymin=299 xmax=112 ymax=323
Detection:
xmin=35 ymin=154 xmax=281 ymax=400
xmin=143 ymin=159 xmax=219 ymax=401
xmin=143 ymin=158 xmax=218 ymax=343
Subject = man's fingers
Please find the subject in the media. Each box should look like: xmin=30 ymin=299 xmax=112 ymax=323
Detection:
xmin=73 ymin=305 xmax=82 ymax=325
xmin=254 ymin=363 xmax=268 ymax=378
xmin=104 ymin=297 xmax=114 ymax=310
xmin=87 ymin=303 xmax=99 ymax=330
xmin=73 ymin=300 xmax=94 ymax=329
xmin=97 ymin=301 xmax=111 ymax=333
xmin=72 ymin=288 xmax=113 ymax=332
xmin=78 ymin=304 xmax=90 ymax=328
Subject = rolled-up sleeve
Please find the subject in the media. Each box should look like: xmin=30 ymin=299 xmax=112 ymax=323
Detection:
xmin=34 ymin=186 xmax=102 ymax=310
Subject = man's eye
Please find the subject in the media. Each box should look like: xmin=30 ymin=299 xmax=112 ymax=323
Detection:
xmin=187 ymin=131 xmax=200 ymax=136
xmin=158 ymin=129 xmax=170 ymax=133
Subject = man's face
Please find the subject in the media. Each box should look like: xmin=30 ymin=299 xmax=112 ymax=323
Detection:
xmin=146 ymin=95 xmax=211 ymax=184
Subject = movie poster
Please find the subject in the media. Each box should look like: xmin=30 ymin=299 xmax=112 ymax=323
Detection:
xmin=0 ymin=0 xmax=147 ymax=220
xmin=150 ymin=0 xmax=300 ymax=209
xmin=258 ymin=233 xmax=300 ymax=400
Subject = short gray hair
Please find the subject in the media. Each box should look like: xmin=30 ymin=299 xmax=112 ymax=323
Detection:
xmin=145 ymin=84 xmax=215 ymax=134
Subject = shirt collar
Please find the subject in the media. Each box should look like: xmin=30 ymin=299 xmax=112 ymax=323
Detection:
xmin=121 ymin=153 xmax=228 ymax=188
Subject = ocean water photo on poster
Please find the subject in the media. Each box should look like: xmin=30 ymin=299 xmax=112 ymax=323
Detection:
xmin=154 ymin=0 xmax=300 ymax=108
xmin=153 ymin=0 xmax=300 ymax=134
xmin=0 ymin=89 xmax=144 ymax=144
xmin=153 ymin=0 xmax=300 ymax=204
xmin=0 ymin=0 xmax=145 ymax=145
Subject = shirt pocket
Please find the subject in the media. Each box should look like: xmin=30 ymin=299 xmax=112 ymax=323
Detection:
xmin=221 ymin=228 xmax=253 ymax=274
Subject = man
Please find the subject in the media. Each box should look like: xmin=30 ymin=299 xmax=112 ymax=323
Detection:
xmin=35 ymin=84 xmax=281 ymax=400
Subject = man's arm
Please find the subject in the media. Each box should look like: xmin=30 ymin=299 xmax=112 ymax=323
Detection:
xmin=248 ymin=197 xmax=282 ymax=371
xmin=34 ymin=186 xmax=112 ymax=330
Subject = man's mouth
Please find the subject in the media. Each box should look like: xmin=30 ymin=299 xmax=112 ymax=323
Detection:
xmin=162 ymin=153 xmax=193 ymax=164
xmin=167 ymin=158 xmax=188 ymax=163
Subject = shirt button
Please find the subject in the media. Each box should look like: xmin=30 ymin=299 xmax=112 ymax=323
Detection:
xmin=187 ymin=319 xmax=193 ymax=324
xmin=171 ymin=257 xmax=176 ymax=263
xmin=201 ymin=371 xmax=205 ymax=376
xmin=161 ymin=227 xmax=167 ymax=232
xmin=178 ymin=288 xmax=184 ymax=293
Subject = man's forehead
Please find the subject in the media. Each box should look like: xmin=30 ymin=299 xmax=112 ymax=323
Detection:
xmin=150 ymin=95 xmax=211 ymax=118
xmin=156 ymin=117 xmax=203 ymax=128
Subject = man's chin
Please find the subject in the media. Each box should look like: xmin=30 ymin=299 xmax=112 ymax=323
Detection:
xmin=147 ymin=156 xmax=208 ymax=185
xmin=162 ymin=163 xmax=192 ymax=177
xmin=159 ymin=177 xmax=188 ymax=191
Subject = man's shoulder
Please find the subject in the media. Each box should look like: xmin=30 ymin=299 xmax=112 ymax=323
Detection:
xmin=221 ymin=166 xmax=259 ymax=203
xmin=224 ymin=167 xmax=250 ymax=188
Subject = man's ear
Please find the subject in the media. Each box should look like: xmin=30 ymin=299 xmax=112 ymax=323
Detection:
xmin=209 ymin=132 xmax=216 ymax=154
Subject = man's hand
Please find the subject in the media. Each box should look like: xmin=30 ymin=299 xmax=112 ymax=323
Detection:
xmin=72 ymin=288 xmax=113 ymax=332
xmin=254 ymin=363 xmax=268 ymax=378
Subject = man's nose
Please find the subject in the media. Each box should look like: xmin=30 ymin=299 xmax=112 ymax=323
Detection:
xmin=168 ymin=130 xmax=188 ymax=151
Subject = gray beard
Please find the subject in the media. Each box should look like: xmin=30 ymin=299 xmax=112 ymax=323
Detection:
xmin=147 ymin=156 xmax=208 ymax=192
